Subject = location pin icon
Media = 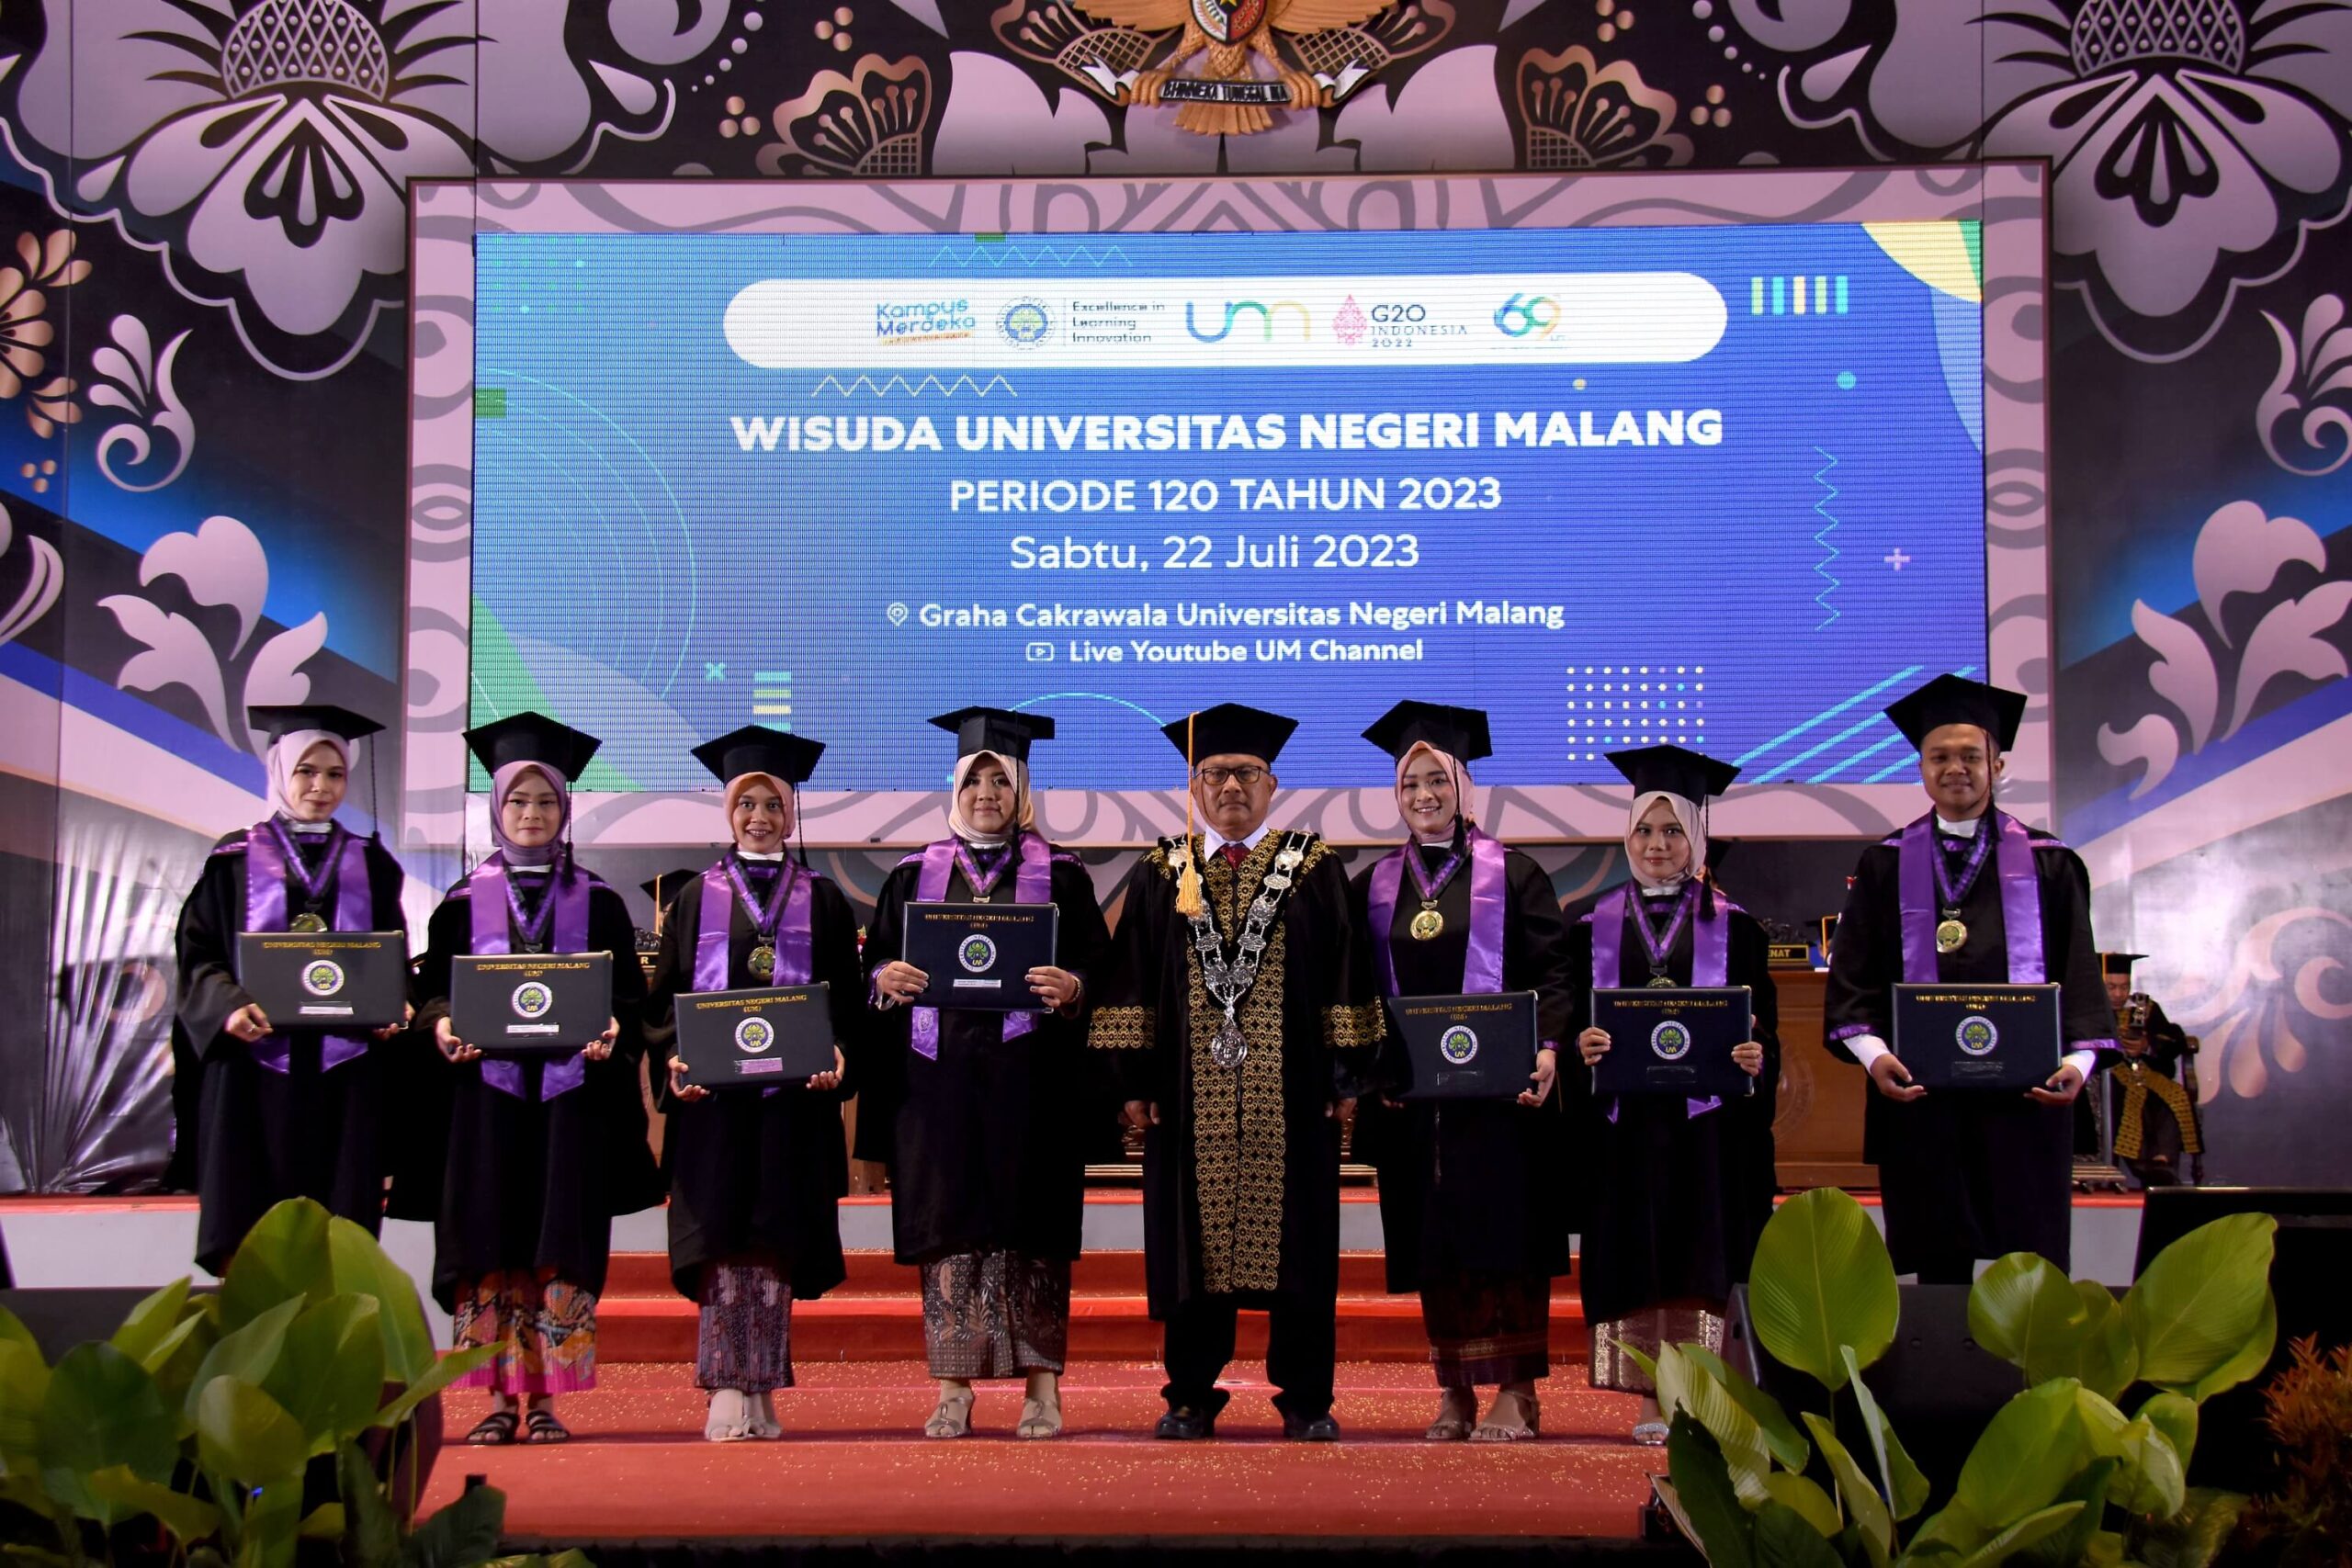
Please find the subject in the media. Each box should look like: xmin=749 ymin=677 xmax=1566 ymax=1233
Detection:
xmin=887 ymin=602 xmax=910 ymax=627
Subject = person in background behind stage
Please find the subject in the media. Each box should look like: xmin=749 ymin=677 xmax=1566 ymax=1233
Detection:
xmin=2097 ymin=953 xmax=2202 ymax=1188
xmin=646 ymin=726 xmax=862 ymax=1443
xmin=1350 ymin=701 xmax=1576 ymax=1444
xmin=418 ymin=713 xmax=662 ymax=1445
xmin=859 ymin=707 xmax=1110 ymax=1440
xmin=175 ymin=704 xmax=412 ymax=1275
xmin=1089 ymin=704 xmax=1380 ymax=1442
xmin=1571 ymin=745 xmax=1777 ymax=1446
xmin=1825 ymin=674 xmax=2116 ymax=1281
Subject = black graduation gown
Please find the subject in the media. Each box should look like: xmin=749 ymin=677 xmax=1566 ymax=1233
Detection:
xmin=1089 ymin=833 xmax=1380 ymax=1320
xmin=644 ymin=863 xmax=863 ymax=1301
xmin=1825 ymin=818 xmax=2117 ymax=1273
xmin=853 ymin=847 xmax=1112 ymax=1265
xmin=174 ymin=826 xmax=411 ymax=1275
xmin=415 ymin=871 xmax=662 ymax=1310
xmin=1569 ymin=895 xmax=1781 ymax=1325
xmin=1350 ymin=843 xmax=1578 ymax=1292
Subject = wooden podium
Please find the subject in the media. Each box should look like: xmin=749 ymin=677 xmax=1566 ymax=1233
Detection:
xmin=1769 ymin=967 xmax=1876 ymax=1190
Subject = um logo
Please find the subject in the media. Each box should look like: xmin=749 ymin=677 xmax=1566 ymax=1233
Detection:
xmin=1184 ymin=300 xmax=1312 ymax=344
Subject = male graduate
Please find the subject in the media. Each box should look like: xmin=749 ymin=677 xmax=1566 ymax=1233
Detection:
xmin=2098 ymin=953 xmax=2202 ymax=1188
xmin=1089 ymin=704 xmax=1381 ymax=1440
xmin=1825 ymin=674 xmax=2117 ymax=1280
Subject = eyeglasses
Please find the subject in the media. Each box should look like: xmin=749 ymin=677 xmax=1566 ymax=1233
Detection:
xmin=1195 ymin=765 xmax=1268 ymax=787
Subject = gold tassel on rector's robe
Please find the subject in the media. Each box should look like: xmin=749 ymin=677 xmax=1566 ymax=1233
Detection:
xmin=1174 ymin=708 xmax=1204 ymax=918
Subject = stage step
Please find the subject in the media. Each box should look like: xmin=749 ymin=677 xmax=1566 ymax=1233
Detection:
xmin=597 ymin=1250 xmax=1589 ymax=1363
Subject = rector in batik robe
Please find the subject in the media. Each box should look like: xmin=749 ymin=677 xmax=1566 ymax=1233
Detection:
xmin=1090 ymin=704 xmax=1380 ymax=1442
xmin=1826 ymin=675 xmax=2116 ymax=1281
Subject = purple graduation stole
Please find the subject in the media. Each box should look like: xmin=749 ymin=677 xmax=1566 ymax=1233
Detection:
xmin=468 ymin=855 xmax=594 ymax=1100
xmin=1896 ymin=809 xmax=2047 ymax=983
xmin=904 ymin=832 xmax=1054 ymax=1060
xmin=243 ymin=818 xmax=374 ymax=1073
xmin=1366 ymin=827 xmax=1509 ymax=998
xmin=695 ymin=856 xmax=816 ymax=1097
xmin=1589 ymin=883 xmax=1740 ymax=1119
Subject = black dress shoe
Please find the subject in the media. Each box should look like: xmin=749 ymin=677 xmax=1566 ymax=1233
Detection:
xmin=1155 ymin=1405 xmax=1216 ymax=1440
xmin=1283 ymin=1412 xmax=1341 ymax=1441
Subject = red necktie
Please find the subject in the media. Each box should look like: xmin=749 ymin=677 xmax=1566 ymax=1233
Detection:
xmin=1220 ymin=842 xmax=1250 ymax=867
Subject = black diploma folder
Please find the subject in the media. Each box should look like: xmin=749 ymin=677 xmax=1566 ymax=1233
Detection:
xmin=1894 ymin=983 xmax=2062 ymax=1091
xmin=237 ymin=931 xmax=408 ymax=1030
xmin=674 ymin=984 xmax=837 ymax=1089
xmin=1590 ymin=987 xmax=1756 ymax=1099
xmin=905 ymin=901 xmax=1057 ymax=1012
xmin=1385 ymin=991 xmax=1539 ymax=1100
xmin=448 ymin=952 xmax=613 ymax=1055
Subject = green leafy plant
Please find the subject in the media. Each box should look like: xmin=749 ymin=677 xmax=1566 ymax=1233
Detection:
xmin=1649 ymin=1189 xmax=2275 ymax=1568
xmin=0 ymin=1198 xmax=504 ymax=1568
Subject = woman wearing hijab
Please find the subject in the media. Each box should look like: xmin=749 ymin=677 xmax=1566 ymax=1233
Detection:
xmin=1349 ymin=702 xmax=1577 ymax=1443
xmin=647 ymin=725 xmax=862 ymax=1443
xmin=1571 ymin=745 xmax=1778 ymax=1444
xmin=416 ymin=713 xmax=660 ymax=1444
xmin=857 ymin=707 xmax=1111 ymax=1440
xmin=175 ymin=704 xmax=410 ymax=1275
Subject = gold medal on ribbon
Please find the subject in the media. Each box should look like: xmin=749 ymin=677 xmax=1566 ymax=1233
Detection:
xmin=1935 ymin=917 xmax=1968 ymax=953
xmin=289 ymin=912 xmax=328 ymax=933
xmin=1409 ymin=906 xmax=1445 ymax=941
xmin=748 ymin=943 xmax=777 ymax=980
xmin=1647 ymin=974 xmax=1678 ymax=989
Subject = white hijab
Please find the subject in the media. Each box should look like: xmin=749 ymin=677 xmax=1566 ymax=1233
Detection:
xmin=266 ymin=729 xmax=353 ymax=823
xmin=947 ymin=749 xmax=1033 ymax=846
xmin=1625 ymin=789 xmax=1706 ymax=892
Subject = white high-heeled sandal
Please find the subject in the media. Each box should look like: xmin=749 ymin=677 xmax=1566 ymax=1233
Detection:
xmin=705 ymin=1388 xmax=755 ymax=1443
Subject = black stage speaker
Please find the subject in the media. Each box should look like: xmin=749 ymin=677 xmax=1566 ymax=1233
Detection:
xmin=2135 ymin=1187 xmax=2352 ymax=1495
xmin=0 ymin=1287 xmax=188 ymax=1359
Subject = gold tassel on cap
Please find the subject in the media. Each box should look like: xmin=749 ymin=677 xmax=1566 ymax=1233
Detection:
xmin=1174 ymin=708 xmax=1204 ymax=918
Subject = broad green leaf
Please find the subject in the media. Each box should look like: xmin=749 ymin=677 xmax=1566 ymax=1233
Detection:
xmin=300 ymin=1505 xmax=346 ymax=1540
xmin=1657 ymin=1345 xmax=1774 ymax=1505
xmin=2115 ymin=1418 xmax=2186 ymax=1519
xmin=1749 ymin=1189 xmax=1899 ymax=1391
xmin=1951 ymin=1502 xmax=2086 ymax=1568
xmin=1844 ymin=1346 xmax=1930 ymax=1521
xmin=1905 ymin=1497 xmax=1989 ymax=1561
xmin=194 ymin=1376 xmax=310 ymax=1484
xmin=1752 ymin=1500 xmax=1846 ymax=1568
xmin=2018 ymin=1460 xmax=2115 ymax=1568
xmin=242 ymin=1477 xmax=306 ymax=1568
xmin=1666 ymin=1413 xmax=1756 ymax=1568
xmin=2134 ymin=1488 xmax=2247 ymax=1568
xmin=107 ymin=1279 xmax=194 ymax=1363
xmin=326 ymin=1218 xmax=436 ymax=1386
xmin=339 ymin=1441 xmax=402 ymax=1568
xmin=370 ymin=1344 xmax=500 ymax=1430
xmin=85 ymin=1465 xmax=220 ymax=1542
xmin=1804 ymin=1413 xmax=1893 ymax=1568
xmin=400 ymin=1479 xmax=505 ymax=1568
xmin=2072 ymin=1384 xmax=2132 ymax=1460
xmin=2186 ymin=1295 xmax=2276 ymax=1405
xmin=266 ymin=1295 xmax=385 ymax=1450
xmin=1685 ymin=1344 xmax=1812 ymax=1472
xmin=0 ymin=1309 xmax=40 ymax=1359
xmin=2082 ymin=1529 xmax=2126 ymax=1568
xmin=1761 ymin=1473 xmax=1844 ymax=1537
xmin=1969 ymin=1254 xmax=2080 ymax=1384
xmin=185 ymin=1297 xmax=303 ymax=1424
xmin=36 ymin=1343 xmax=178 ymax=1523
xmin=2122 ymin=1213 xmax=2277 ymax=1394
xmin=0 ymin=1342 xmax=51 ymax=1461
xmin=2137 ymin=1391 xmax=2198 ymax=1469
xmin=1953 ymin=1381 xmax=2084 ymax=1527
xmin=218 ymin=1199 xmax=336 ymax=1329
xmin=2070 ymin=1281 xmax=2141 ymax=1403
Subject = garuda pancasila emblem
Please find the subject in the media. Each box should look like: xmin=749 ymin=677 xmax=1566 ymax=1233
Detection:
xmin=1072 ymin=0 xmax=1400 ymax=136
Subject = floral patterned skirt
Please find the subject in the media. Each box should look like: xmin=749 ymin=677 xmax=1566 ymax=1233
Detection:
xmin=450 ymin=1268 xmax=597 ymax=1395
xmin=696 ymin=1258 xmax=795 ymax=1393
xmin=920 ymin=1251 xmax=1070 ymax=1379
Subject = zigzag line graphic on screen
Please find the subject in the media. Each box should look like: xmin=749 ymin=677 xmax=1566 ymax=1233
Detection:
xmin=1810 ymin=446 xmax=1842 ymax=630
xmin=927 ymin=243 xmax=1133 ymax=268
xmin=808 ymin=375 xmax=1017 ymax=397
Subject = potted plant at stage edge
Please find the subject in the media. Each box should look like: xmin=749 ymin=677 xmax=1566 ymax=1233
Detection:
xmin=1645 ymin=1187 xmax=2277 ymax=1568
xmin=0 ymin=1197 xmax=576 ymax=1568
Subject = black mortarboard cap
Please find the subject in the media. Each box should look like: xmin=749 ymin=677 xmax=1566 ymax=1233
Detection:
xmin=1159 ymin=703 xmax=1298 ymax=766
xmin=1607 ymin=743 xmax=1740 ymax=803
xmin=2100 ymin=952 xmax=2146 ymax=978
xmin=929 ymin=705 xmax=1056 ymax=762
xmin=1882 ymin=673 xmax=2026 ymax=751
xmin=691 ymin=725 xmax=824 ymax=785
xmin=464 ymin=711 xmax=602 ymax=782
xmin=248 ymin=703 xmax=383 ymax=745
xmin=640 ymin=866 xmax=703 ymax=905
xmin=1362 ymin=700 xmax=1494 ymax=764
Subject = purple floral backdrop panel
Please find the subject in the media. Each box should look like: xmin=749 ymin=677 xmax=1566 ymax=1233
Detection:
xmin=407 ymin=165 xmax=2050 ymax=852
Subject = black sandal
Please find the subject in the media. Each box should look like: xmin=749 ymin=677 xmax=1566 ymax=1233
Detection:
xmin=524 ymin=1408 xmax=571 ymax=1444
xmin=466 ymin=1410 xmax=520 ymax=1445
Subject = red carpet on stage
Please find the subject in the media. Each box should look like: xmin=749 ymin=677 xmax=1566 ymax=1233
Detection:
xmin=428 ymin=1361 xmax=1660 ymax=1541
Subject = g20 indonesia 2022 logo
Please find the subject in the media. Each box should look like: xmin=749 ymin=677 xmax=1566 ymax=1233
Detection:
xmin=300 ymin=960 xmax=345 ymax=998
xmin=959 ymin=933 xmax=999 ymax=974
xmin=1439 ymin=1024 xmax=1479 ymax=1065
xmin=1650 ymin=1020 xmax=1693 ymax=1061
xmin=735 ymin=1016 xmax=775 ymax=1055
xmin=510 ymin=981 xmax=553 ymax=1020
xmin=1493 ymin=294 xmax=1559 ymax=339
xmin=1956 ymin=1015 xmax=1999 ymax=1056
